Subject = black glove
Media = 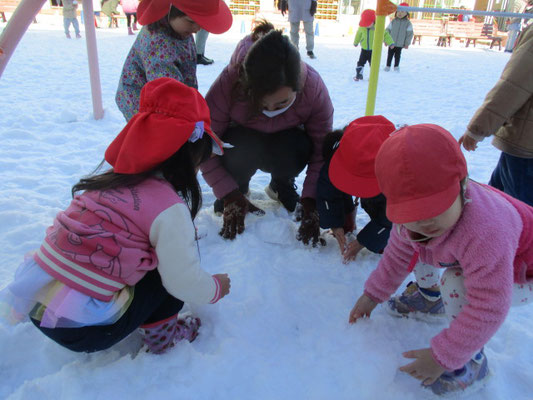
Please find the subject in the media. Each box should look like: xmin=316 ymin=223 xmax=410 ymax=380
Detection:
xmin=278 ymin=0 xmax=288 ymax=16
xmin=296 ymin=198 xmax=325 ymax=247
xmin=310 ymin=0 xmax=317 ymax=17
xmin=219 ymin=190 xmax=264 ymax=240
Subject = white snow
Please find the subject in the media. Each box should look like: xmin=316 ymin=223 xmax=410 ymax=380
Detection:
xmin=1 ymin=20 xmax=532 ymax=400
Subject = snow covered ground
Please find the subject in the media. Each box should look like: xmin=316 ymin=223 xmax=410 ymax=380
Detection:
xmin=1 ymin=19 xmax=532 ymax=400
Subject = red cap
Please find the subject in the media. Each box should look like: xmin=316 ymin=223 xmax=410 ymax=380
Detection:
xmin=137 ymin=0 xmax=232 ymax=34
xmin=399 ymin=3 xmax=409 ymax=7
xmin=359 ymin=9 xmax=376 ymax=27
xmin=375 ymin=124 xmax=468 ymax=224
xmin=105 ymin=78 xmax=223 ymax=174
xmin=329 ymin=115 xmax=396 ymax=198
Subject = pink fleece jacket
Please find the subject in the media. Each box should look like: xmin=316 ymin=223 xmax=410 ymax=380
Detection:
xmin=364 ymin=181 xmax=533 ymax=370
xmin=199 ymin=36 xmax=334 ymax=200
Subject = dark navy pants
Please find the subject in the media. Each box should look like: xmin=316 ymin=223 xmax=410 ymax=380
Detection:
xmin=32 ymin=269 xmax=184 ymax=353
xmin=220 ymin=125 xmax=313 ymax=192
xmin=489 ymin=152 xmax=533 ymax=207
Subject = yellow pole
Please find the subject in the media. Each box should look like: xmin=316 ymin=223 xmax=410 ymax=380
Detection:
xmin=365 ymin=0 xmax=397 ymax=116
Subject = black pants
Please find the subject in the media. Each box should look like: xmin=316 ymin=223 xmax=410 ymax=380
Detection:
xmin=31 ymin=269 xmax=184 ymax=353
xmin=125 ymin=12 xmax=137 ymax=27
xmin=357 ymin=49 xmax=372 ymax=67
xmin=221 ymin=125 xmax=313 ymax=192
xmin=386 ymin=46 xmax=403 ymax=67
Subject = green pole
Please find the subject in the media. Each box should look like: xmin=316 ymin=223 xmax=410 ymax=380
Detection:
xmin=365 ymin=14 xmax=387 ymax=116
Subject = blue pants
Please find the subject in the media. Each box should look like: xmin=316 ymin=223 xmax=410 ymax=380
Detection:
xmin=489 ymin=152 xmax=533 ymax=206
xmin=64 ymin=17 xmax=80 ymax=35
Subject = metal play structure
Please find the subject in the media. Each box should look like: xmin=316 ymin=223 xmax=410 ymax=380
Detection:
xmin=366 ymin=0 xmax=533 ymax=116
xmin=0 ymin=0 xmax=104 ymax=119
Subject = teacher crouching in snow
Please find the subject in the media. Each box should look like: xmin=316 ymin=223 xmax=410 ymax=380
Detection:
xmin=199 ymin=28 xmax=333 ymax=246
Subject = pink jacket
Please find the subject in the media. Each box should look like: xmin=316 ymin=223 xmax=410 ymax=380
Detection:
xmin=364 ymin=181 xmax=533 ymax=370
xmin=200 ymin=36 xmax=334 ymax=200
xmin=121 ymin=0 xmax=138 ymax=13
xmin=34 ymin=177 xmax=221 ymax=304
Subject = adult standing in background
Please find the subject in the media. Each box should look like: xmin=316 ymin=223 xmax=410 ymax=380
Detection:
xmin=460 ymin=23 xmax=533 ymax=206
xmin=278 ymin=0 xmax=318 ymax=59
xmin=196 ymin=29 xmax=214 ymax=65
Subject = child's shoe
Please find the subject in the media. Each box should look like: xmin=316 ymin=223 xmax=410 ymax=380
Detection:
xmin=427 ymin=350 xmax=489 ymax=396
xmin=384 ymin=66 xmax=391 ymax=71
xmin=265 ymin=178 xmax=299 ymax=212
xmin=386 ymin=281 xmax=445 ymax=322
xmin=353 ymin=66 xmax=364 ymax=81
xmin=75 ymin=33 xmax=81 ymax=39
xmin=394 ymin=66 xmax=400 ymax=72
xmin=139 ymin=314 xmax=201 ymax=354
xmin=65 ymin=32 xmax=71 ymax=39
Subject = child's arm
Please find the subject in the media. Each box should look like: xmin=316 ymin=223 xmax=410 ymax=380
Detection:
xmin=383 ymin=30 xmax=395 ymax=47
xmin=353 ymin=28 xmax=363 ymax=46
xmin=404 ymin=21 xmax=414 ymax=48
xmin=150 ymin=203 xmax=230 ymax=304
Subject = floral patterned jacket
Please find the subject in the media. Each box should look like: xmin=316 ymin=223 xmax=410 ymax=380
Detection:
xmin=115 ymin=19 xmax=197 ymax=121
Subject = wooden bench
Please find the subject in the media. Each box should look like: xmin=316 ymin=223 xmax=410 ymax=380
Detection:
xmin=411 ymin=19 xmax=451 ymax=47
xmin=0 ymin=0 xmax=19 ymax=22
xmin=447 ymin=21 xmax=503 ymax=49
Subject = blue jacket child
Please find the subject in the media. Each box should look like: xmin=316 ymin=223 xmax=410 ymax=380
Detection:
xmin=317 ymin=115 xmax=396 ymax=263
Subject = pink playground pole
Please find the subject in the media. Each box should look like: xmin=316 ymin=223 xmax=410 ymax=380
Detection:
xmin=82 ymin=0 xmax=104 ymax=119
xmin=0 ymin=0 xmax=47 ymax=77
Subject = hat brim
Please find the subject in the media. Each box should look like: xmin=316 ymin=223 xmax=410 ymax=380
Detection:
xmin=207 ymin=128 xmax=224 ymax=155
xmin=386 ymin=182 xmax=460 ymax=224
xmin=187 ymin=2 xmax=233 ymax=34
xmin=329 ymin=151 xmax=381 ymax=198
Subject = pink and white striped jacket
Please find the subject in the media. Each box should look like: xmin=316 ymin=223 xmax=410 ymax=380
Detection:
xmin=34 ymin=177 xmax=221 ymax=304
xmin=364 ymin=181 xmax=533 ymax=370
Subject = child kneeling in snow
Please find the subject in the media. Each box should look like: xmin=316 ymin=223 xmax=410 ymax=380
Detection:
xmin=2 ymin=78 xmax=231 ymax=354
xmin=316 ymin=115 xmax=395 ymax=263
xmin=348 ymin=124 xmax=533 ymax=396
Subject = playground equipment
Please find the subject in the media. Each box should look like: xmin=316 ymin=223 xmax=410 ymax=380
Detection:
xmin=365 ymin=0 xmax=533 ymax=116
xmin=0 ymin=0 xmax=104 ymax=119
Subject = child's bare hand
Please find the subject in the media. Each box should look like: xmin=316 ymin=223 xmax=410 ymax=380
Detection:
xmin=399 ymin=348 xmax=446 ymax=385
xmin=348 ymin=294 xmax=377 ymax=323
xmin=343 ymin=239 xmax=364 ymax=264
xmin=214 ymin=273 xmax=231 ymax=299
xmin=331 ymin=227 xmax=346 ymax=255
xmin=458 ymin=133 xmax=478 ymax=151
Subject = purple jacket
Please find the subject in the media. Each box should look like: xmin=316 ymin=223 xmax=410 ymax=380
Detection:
xmin=200 ymin=37 xmax=334 ymax=200
xmin=364 ymin=181 xmax=533 ymax=370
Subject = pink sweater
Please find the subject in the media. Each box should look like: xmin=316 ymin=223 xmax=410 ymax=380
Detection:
xmin=34 ymin=177 xmax=221 ymax=304
xmin=364 ymin=181 xmax=533 ymax=370
xmin=200 ymin=40 xmax=333 ymax=200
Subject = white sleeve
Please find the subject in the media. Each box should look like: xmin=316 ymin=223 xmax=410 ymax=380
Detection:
xmin=149 ymin=203 xmax=219 ymax=304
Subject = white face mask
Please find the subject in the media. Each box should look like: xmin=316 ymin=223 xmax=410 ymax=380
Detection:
xmin=262 ymin=96 xmax=296 ymax=118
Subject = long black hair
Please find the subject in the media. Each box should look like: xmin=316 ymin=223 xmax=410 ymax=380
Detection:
xmin=72 ymin=134 xmax=213 ymax=219
xmin=240 ymin=29 xmax=301 ymax=113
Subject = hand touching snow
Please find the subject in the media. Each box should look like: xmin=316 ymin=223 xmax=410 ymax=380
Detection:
xmin=399 ymin=348 xmax=446 ymax=385
xmin=348 ymin=294 xmax=377 ymax=323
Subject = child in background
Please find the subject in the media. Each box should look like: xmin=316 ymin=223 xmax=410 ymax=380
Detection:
xmin=349 ymin=124 xmax=533 ymax=396
xmin=62 ymin=0 xmax=81 ymax=39
xmin=121 ymin=0 xmax=139 ymax=35
xmin=353 ymin=9 xmax=394 ymax=81
xmin=101 ymin=0 xmax=120 ymax=28
xmin=115 ymin=0 xmax=232 ymax=121
xmin=2 ymin=78 xmax=231 ymax=354
xmin=384 ymin=3 xmax=413 ymax=72
xmin=317 ymin=116 xmax=395 ymax=263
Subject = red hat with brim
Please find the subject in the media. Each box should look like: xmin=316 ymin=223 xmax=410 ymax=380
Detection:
xmin=359 ymin=9 xmax=376 ymax=27
xmin=375 ymin=124 xmax=468 ymax=224
xmin=137 ymin=0 xmax=233 ymax=34
xmin=399 ymin=3 xmax=409 ymax=7
xmin=105 ymin=78 xmax=224 ymax=174
xmin=329 ymin=115 xmax=396 ymax=198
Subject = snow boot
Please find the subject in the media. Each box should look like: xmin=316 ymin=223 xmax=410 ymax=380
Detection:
xmin=128 ymin=26 xmax=134 ymax=35
xmin=75 ymin=33 xmax=81 ymax=39
xmin=307 ymin=50 xmax=316 ymax=59
xmin=384 ymin=66 xmax=391 ymax=71
xmin=394 ymin=66 xmax=400 ymax=72
xmin=353 ymin=66 xmax=363 ymax=81
xmin=265 ymin=178 xmax=300 ymax=212
xmin=132 ymin=21 xmax=138 ymax=31
xmin=427 ymin=350 xmax=489 ymax=396
xmin=386 ymin=281 xmax=445 ymax=322
xmin=139 ymin=314 xmax=201 ymax=354
xmin=66 ymin=32 xmax=71 ymax=39
xmin=197 ymin=54 xmax=214 ymax=65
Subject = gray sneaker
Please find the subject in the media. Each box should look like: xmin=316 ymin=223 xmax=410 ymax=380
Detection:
xmin=427 ymin=350 xmax=489 ymax=396
xmin=386 ymin=281 xmax=445 ymax=322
